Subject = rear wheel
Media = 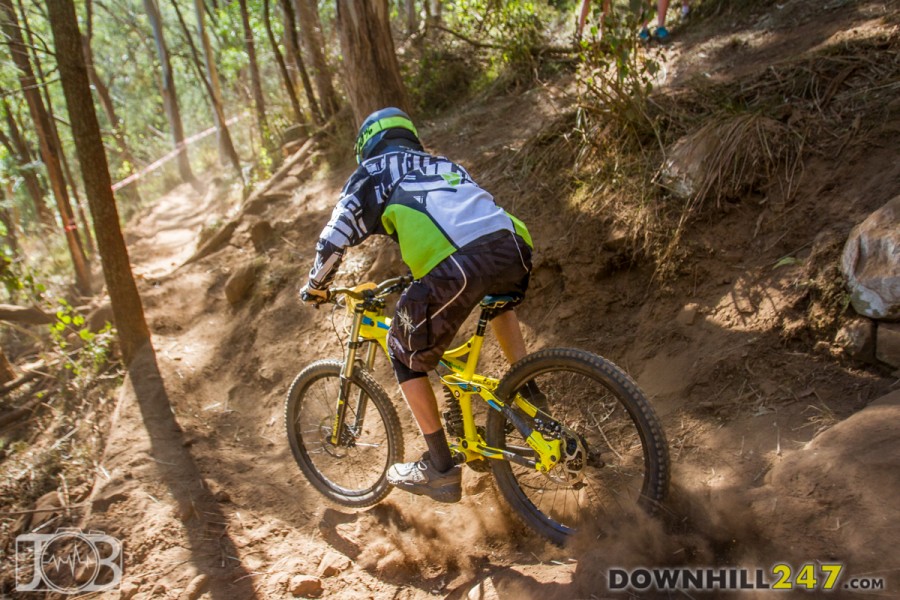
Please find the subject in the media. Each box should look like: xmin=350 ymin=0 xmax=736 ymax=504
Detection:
xmin=486 ymin=348 xmax=669 ymax=545
xmin=285 ymin=359 xmax=404 ymax=507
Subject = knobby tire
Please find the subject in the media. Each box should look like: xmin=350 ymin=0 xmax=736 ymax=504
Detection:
xmin=285 ymin=359 xmax=404 ymax=507
xmin=487 ymin=348 xmax=669 ymax=546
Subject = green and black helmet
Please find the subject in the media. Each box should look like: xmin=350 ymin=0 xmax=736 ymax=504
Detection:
xmin=355 ymin=107 xmax=420 ymax=163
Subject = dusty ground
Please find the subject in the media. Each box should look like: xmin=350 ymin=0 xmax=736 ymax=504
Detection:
xmin=2 ymin=0 xmax=899 ymax=598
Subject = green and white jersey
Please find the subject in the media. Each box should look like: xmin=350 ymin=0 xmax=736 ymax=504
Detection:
xmin=309 ymin=149 xmax=531 ymax=288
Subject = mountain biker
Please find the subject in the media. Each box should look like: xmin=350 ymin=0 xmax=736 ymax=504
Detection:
xmin=299 ymin=107 xmax=534 ymax=503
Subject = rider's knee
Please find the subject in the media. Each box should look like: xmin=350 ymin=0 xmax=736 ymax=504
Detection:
xmin=391 ymin=352 xmax=427 ymax=384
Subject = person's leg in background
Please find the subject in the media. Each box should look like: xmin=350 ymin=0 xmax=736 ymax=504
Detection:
xmin=576 ymin=0 xmax=612 ymax=40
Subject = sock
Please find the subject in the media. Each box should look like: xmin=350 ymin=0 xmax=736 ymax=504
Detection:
xmin=424 ymin=429 xmax=454 ymax=473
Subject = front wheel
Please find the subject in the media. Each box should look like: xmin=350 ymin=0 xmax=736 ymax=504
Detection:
xmin=486 ymin=348 xmax=669 ymax=546
xmin=285 ymin=359 xmax=404 ymax=507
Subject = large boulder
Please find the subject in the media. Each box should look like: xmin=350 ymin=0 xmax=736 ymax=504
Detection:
xmin=841 ymin=195 xmax=900 ymax=320
xmin=748 ymin=390 xmax=900 ymax=588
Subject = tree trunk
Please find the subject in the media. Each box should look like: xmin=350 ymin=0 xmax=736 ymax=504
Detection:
xmin=237 ymin=0 xmax=268 ymax=143
xmin=0 ymin=0 xmax=92 ymax=296
xmin=293 ymin=0 xmax=339 ymax=120
xmin=0 ymin=347 xmax=15 ymax=384
xmin=46 ymin=0 xmax=151 ymax=365
xmin=192 ymin=0 xmax=241 ymax=172
xmin=263 ymin=0 xmax=304 ymax=124
xmin=0 ymin=101 xmax=52 ymax=227
xmin=336 ymin=0 xmax=410 ymax=124
xmin=280 ymin=0 xmax=321 ymax=123
xmin=142 ymin=0 xmax=198 ymax=188
xmin=407 ymin=0 xmax=418 ymax=35
xmin=20 ymin=0 xmax=96 ymax=258
xmin=0 ymin=187 xmax=17 ymax=254
xmin=82 ymin=0 xmax=142 ymax=206
xmin=167 ymin=0 xmax=242 ymax=179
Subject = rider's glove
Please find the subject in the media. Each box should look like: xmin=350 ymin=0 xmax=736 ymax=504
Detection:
xmin=299 ymin=284 xmax=329 ymax=306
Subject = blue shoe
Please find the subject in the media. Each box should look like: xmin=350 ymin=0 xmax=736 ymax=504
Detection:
xmin=655 ymin=26 xmax=671 ymax=42
xmin=638 ymin=27 xmax=651 ymax=42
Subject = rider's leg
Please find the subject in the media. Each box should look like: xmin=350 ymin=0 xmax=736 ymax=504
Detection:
xmin=400 ymin=376 xmax=441 ymax=434
xmin=490 ymin=309 xmax=528 ymax=364
xmin=388 ymin=370 xmax=460 ymax=502
xmin=491 ymin=309 xmax=547 ymax=410
xmin=398 ymin=374 xmax=455 ymax=473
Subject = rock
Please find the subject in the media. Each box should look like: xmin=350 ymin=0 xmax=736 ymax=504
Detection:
xmin=214 ymin=490 xmax=231 ymax=503
xmin=467 ymin=576 xmax=500 ymax=600
xmin=748 ymin=391 xmax=900 ymax=576
xmin=317 ymin=551 xmax=351 ymax=577
xmin=30 ymin=491 xmax=63 ymax=529
xmin=876 ymin=322 xmax=900 ymax=368
xmin=175 ymin=499 xmax=196 ymax=523
xmin=250 ymin=220 xmax=276 ymax=253
xmin=676 ymin=303 xmax=700 ymax=326
xmin=224 ymin=261 xmax=259 ymax=305
xmin=188 ymin=220 xmax=238 ymax=264
xmin=602 ymin=227 xmax=629 ymax=253
xmin=178 ymin=574 xmax=209 ymax=600
xmin=661 ymin=129 xmax=719 ymax=200
xmin=289 ymin=574 xmax=323 ymax=597
xmin=834 ymin=317 xmax=876 ymax=363
xmin=87 ymin=302 xmax=115 ymax=332
xmin=118 ymin=580 xmax=140 ymax=600
xmin=841 ymin=195 xmax=900 ymax=320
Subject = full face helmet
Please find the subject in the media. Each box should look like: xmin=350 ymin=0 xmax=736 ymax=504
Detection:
xmin=355 ymin=107 xmax=420 ymax=163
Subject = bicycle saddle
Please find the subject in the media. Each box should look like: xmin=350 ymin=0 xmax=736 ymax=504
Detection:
xmin=480 ymin=293 xmax=524 ymax=310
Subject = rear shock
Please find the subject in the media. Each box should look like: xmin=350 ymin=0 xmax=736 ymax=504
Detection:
xmin=441 ymin=385 xmax=464 ymax=438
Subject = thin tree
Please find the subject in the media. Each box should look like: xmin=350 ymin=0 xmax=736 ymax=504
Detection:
xmin=167 ymin=0 xmax=242 ymax=179
xmin=336 ymin=0 xmax=410 ymax=124
xmin=0 ymin=0 xmax=92 ymax=295
xmin=45 ymin=0 xmax=150 ymax=364
xmin=263 ymin=0 xmax=303 ymax=124
xmin=0 ymin=98 xmax=52 ymax=227
xmin=236 ymin=0 xmax=268 ymax=142
xmin=192 ymin=0 xmax=241 ymax=172
xmin=21 ymin=0 xmax=95 ymax=257
xmin=0 ymin=186 xmax=17 ymax=254
xmin=142 ymin=0 xmax=199 ymax=189
xmin=82 ymin=0 xmax=142 ymax=205
xmin=280 ymin=0 xmax=320 ymax=123
xmin=406 ymin=0 xmax=417 ymax=35
xmin=293 ymin=0 xmax=339 ymax=120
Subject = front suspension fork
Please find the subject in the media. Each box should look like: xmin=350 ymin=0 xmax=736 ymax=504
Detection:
xmin=330 ymin=308 xmax=380 ymax=446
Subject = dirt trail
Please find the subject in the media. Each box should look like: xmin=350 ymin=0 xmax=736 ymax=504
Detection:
xmin=74 ymin=1 xmax=900 ymax=598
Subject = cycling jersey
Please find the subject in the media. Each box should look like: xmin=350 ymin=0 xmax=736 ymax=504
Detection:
xmin=308 ymin=148 xmax=532 ymax=289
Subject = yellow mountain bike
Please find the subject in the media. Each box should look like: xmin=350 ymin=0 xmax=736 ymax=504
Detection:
xmin=285 ymin=276 xmax=669 ymax=545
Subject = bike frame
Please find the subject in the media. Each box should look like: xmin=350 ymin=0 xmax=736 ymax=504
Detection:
xmin=334 ymin=289 xmax=562 ymax=473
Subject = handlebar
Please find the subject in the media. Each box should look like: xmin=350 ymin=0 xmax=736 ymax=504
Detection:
xmin=326 ymin=275 xmax=413 ymax=303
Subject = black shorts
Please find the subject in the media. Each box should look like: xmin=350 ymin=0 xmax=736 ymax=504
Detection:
xmin=388 ymin=230 xmax=532 ymax=379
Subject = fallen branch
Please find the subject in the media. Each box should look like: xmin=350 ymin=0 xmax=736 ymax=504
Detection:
xmin=0 ymin=368 xmax=43 ymax=397
xmin=0 ymin=304 xmax=54 ymax=325
xmin=425 ymin=24 xmax=578 ymax=56
xmin=0 ymin=393 xmax=44 ymax=428
xmin=240 ymin=136 xmax=317 ymax=210
xmin=0 ymin=502 xmax=90 ymax=517
xmin=426 ymin=23 xmax=504 ymax=50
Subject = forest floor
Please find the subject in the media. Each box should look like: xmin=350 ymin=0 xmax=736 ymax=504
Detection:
xmin=3 ymin=0 xmax=900 ymax=598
